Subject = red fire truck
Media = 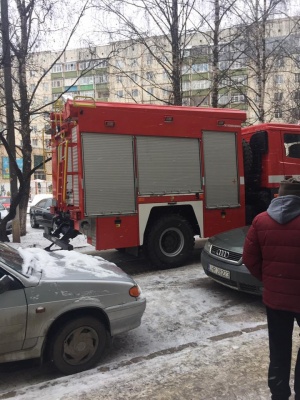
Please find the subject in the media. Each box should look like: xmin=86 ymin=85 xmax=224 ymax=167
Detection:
xmin=45 ymin=98 xmax=300 ymax=267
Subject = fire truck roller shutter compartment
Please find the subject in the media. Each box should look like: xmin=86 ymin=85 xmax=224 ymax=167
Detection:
xmin=81 ymin=133 xmax=136 ymax=216
xmin=202 ymin=131 xmax=239 ymax=208
xmin=136 ymin=136 xmax=201 ymax=195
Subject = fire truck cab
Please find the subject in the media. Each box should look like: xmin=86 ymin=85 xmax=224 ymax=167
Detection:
xmin=242 ymin=123 xmax=300 ymax=222
xmin=46 ymin=98 xmax=247 ymax=268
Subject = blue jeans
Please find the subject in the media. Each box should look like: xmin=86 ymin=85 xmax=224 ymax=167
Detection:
xmin=266 ymin=307 xmax=300 ymax=400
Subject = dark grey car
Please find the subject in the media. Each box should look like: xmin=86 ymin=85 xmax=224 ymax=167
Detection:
xmin=30 ymin=197 xmax=55 ymax=229
xmin=201 ymin=226 xmax=263 ymax=295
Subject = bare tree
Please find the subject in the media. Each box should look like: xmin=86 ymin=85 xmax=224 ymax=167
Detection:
xmin=0 ymin=0 xmax=92 ymax=240
xmin=91 ymin=0 xmax=207 ymax=105
xmin=230 ymin=0 xmax=300 ymax=123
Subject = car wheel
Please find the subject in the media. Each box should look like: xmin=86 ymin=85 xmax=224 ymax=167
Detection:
xmin=50 ymin=316 xmax=107 ymax=375
xmin=30 ymin=214 xmax=39 ymax=228
xmin=145 ymin=214 xmax=194 ymax=269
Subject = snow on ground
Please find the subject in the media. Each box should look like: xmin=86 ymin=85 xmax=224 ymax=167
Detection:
xmin=0 ymin=225 xmax=298 ymax=400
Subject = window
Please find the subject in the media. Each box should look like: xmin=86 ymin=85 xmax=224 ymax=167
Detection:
xmin=30 ymin=84 xmax=35 ymax=92
xmin=274 ymin=58 xmax=284 ymax=68
xmin=191 ymin=63 xmax=209 ymax=73
xmin=97 ymin=59 xmax=108 ymax=68
xmin=52 ymin=80 xmax=62 ymax=88
xmin=231 ymin=60 xmax=246 ymax=69
xmin=116 ymin=90 xmax=123 ymax=98
xmin=94 ymin=75 xmax=108 ymax=84
xmin=65 ymin=62 xmax=76 ymax=72
xmin=294 ymin=91 xmax=300 ymax=101
xmin=218 ymin=93 xmax=230 ymax=105
xmin=274 ymin=109 xmax=282 ymax=118
xmin=131 ymin=59 xmax=138 ymax=67
xmin=34 ymin=171 xmax=46 ymax=181
xmin=148 ymin=87 xmax=154 ymax=96
xmin=191 ymin=80 xmax=210 ymax=90
xmin=295 ymin=73 xmax=300 ymax=83
xmin=274 ymin=92 xmax=283 ymax=101
xmin=182 ymin=65 xmax=191 ymax=75
xmin=116 ymin=60 xmax=124 ymax=69
xmin=218 ymin=61 xmax=230 ymax=70
xmin=182 ymin=98 xmax=191 ymax=106
xmin=132 ymin=89 xmax=139 ymax=97
xmin=42 ymin=82 xmax=49 ymax=91
xmin=130 ymin=73 xmax=138 ymax=83
xmin=146 ymin=71 xmax=154 ymax=80
xmin=30 ymin=70 xmax=36 ymax=77
xmin=64 ymin=78 xmax=75 ymax=87
xmin=80 ymin=91 xmax=94 ymax=97
xmin=31 ymin=139 xmax=38 ymax=147
xmin=220 ymin=78 xmax=229 ymax=87
xmin=231 ymin=93 xmax=245 ymax=103
xmin=163 ymin=71 xmax=169 ymax=80
xmin=79 ymin=76 xmax=94 ymax=85
xmin=274 ymin=75 xmax=283 ymax=85
xmin=52 ymin=64 xmax=62 ymax=73
xmin=231 ymin=75 xmax=247 ymax=85
xmin=284 ymin=134 xmax=300 ymax=158
xmin=183 ymin=49 xmax=191 ymax=58
xmin=182 ymin=81 xmax=191 ymax=91
xmin=116 ymin=75 xmax=123 ymax=84
xmin=146 ymin=55 xmax=153 ymax=65
xmin=79 ymin=61 xmax=91 ymax=70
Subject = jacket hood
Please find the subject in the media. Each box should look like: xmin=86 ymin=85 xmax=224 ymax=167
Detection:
xmin=267 ymin=195 xmax=300 ymax=224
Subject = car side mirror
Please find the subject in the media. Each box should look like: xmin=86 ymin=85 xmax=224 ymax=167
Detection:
xmin=0 ymin=275 xmax=14 ymax=294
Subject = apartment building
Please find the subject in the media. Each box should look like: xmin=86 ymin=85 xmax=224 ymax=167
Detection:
xmin=46 ymin=17 xmax=300 ymax=125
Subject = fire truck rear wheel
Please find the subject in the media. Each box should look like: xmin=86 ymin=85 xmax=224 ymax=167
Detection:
xmin=145 ymin=215 xmax=194 ymax=269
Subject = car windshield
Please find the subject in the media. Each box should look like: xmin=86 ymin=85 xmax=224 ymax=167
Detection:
xmin=0 ymin=243 xmax=24 ymax=273
xmin=0 ymin=204 xmax=5 ymax=211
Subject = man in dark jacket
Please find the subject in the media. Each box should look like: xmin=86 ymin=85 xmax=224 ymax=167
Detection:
xmin=243 ymin=178 xmax=300 ymax=400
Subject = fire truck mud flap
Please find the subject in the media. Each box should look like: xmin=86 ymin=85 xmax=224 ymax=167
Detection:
xmin=145 ymin=214 xmax=194 ymax=269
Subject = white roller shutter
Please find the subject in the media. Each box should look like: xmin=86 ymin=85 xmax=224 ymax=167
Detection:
xmin=203 ymin=131 xmax=239 ymax=208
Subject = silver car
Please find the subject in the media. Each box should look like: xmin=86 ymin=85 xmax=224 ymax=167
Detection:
xmin=0 ymin=243 xmax=146 ymax=374
xmin=201 ymin=226 xmax=263 ymax=295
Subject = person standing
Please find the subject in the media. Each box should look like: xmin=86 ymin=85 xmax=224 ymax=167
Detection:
xmin=243 ymin=178 xmax=300 ymax=400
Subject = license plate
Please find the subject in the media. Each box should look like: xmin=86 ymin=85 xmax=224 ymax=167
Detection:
xmin=208 ymin=264 xmax=230 ymax=280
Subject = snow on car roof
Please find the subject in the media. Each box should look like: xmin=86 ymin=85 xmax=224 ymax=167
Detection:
xmin=17 ymin=247 xmax=121 ymax=279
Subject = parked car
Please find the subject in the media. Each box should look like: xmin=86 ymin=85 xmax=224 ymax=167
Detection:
xmin=0 ymin=243 xmax=146 ymax=374
xmin=201 ymin=226 xmax=263 ymax=295
xmin=0 ymin=203 xmax=12 ymax=234
xmin=0 ymin=196 xmax=11 ymax=211
xmin=30 ymin=197 xmax=54 ymax=228
xmin=27 ymin=193 xmax=53 ymax=213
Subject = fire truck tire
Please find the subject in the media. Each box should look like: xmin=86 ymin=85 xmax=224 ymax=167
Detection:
xmin=30 ymin=214 xmax=39 ymax=228
xmin=145 ymin=215 xmax=194 ymax=269
xmin=242 ymin=139 xmax=253 ymax=175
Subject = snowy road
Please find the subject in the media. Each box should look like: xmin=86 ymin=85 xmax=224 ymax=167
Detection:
xmin=0 ymin=226 xmax=298 ymax=399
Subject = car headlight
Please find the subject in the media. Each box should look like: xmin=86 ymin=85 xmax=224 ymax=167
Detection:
xmin=204 ymin=240 xmax=212 ymax=253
